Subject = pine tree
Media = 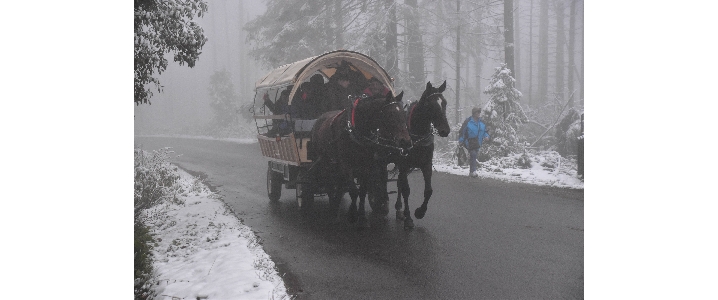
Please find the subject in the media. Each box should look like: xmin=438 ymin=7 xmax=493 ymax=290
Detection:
xmin=481 ymin=64 xmax=528 ymax=158
xmin=208 ymin=70 xmax=239 ymax=126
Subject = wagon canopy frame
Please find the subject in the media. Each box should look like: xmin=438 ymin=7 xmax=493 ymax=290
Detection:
xmin=254 ymin=50 xmax=396 ymax=106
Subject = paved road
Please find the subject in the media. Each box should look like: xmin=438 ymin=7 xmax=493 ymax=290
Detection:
xmin=135 ymin=136 xmax=584 ymax=299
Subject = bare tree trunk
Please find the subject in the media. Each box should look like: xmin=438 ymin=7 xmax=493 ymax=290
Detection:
xmin=211 ymin=4 xmax=218 ymax=70
xmin=334 ymin=0 xmax=344 ymax=49
xmin=475 ymin=58 xmax=482 ymax=106
xmin=529 ymin=0 xmax=533 ymax=105
xmin=514 ymin=0 xmax=521 ymax=91
xmin=386 ymin=0 xmax=399 ymax=80
xmin=464 ymin=49 xmax=470 ymax=108
xmin=223 ymin=0 xmax=231 ymax=71
xmin=579 ymin=2 xmax=584 ymax=105
xmin=406 ymin=0 xmax=426 ymax=95
xmin=431 ymin=1 xmax=445 ymax=84
xmin=432 ymin=33 xmax=444 ymax=83
xmin=474 ymin=2 xmax=483 ymax=106
xmin=568 ymin=0 xmax=576 ymax=107
xmin=455 ymin=0 xmax=461 ymax=124
xmin=555 ymin=0 xmax=565 ymax=103
xmin=504 ymin=0 xmax=515 ymax=73
xmin=538 ymin=0 xmax=549 ymax=105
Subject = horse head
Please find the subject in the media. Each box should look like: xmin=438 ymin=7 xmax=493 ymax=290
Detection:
xmin=352 ymin=91 xmax=412 ymax=153
xmin=413 ymin=81 xmax=451 ymax=138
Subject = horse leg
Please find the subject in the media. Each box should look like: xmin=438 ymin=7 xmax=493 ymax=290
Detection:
xmin=347 ymin=178 xmax=359 ymax=223
xmin=375 ymin=164 xmax=390 ymax=217
xmin=395 ymin=164 xmax=408 ymax=221
xmin=328 ymin=183 xmax=345 ymax=224
xmin=356 ymin=175 xmax=369 ymax=228
xmin=397 ymin=165 xmax=414 ymax=228
xmin=394 ymin=184 xmax=404 ymax=220
xmin=414 ymin=164 xmax=433 ymax=219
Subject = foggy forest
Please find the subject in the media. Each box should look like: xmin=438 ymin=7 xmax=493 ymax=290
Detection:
xmin=134 ymin=0 xmax=584 ymax=157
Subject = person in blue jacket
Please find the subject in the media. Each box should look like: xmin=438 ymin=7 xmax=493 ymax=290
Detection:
xmin=459 ymin=107 xmax=490 ymax=177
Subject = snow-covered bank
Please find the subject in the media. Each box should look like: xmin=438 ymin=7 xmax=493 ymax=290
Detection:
xmin=142 ymin=169 xmax=289 ymax=300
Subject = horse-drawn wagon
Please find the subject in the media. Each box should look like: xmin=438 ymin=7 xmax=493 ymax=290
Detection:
xmin=252 ymin=50 xmax=406 ymax=213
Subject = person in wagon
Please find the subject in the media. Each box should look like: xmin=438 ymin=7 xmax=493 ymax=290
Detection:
xmin=458 ymin=107 xmax=490 ymax=178
xmin=323 ymin=63 xmax=364 ymax=112
xmin=263 ymin=86 xmax=293 ymax=135
xmin=362 ymin=77 xmax=390 ymax=99
xmin=295 ymin=74 xmax=325 ymax=119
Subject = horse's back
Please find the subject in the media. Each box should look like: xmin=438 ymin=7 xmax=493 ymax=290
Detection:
xmin=310 ymin=110 xmax=345 ymax=155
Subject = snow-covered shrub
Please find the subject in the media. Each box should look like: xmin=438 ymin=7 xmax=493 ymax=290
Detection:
xmin=134 ymin=148 xmax=180 ymax=217
xmin=134 ymin=222 xmax=156 ymax=300
xmin=516 ymin=153 xmax=532 ymax=169
xmin=134 ymin=147 xmax=181 ymax=300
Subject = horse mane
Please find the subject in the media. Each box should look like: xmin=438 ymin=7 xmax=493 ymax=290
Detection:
xmin=350 ymin=95 xmax=394 ymax=134
xmin=407 ymin=95 xmax=435 ymax=136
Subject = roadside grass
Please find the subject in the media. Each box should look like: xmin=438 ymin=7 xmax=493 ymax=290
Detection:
xmin=134 ymin=147 xmax=179 ymax=300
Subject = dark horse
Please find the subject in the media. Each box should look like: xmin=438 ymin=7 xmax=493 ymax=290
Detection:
xmin=394 ymin=81 xmax=451 ymax=229
xmin=310 ymin=92 xmax=412 ymax=226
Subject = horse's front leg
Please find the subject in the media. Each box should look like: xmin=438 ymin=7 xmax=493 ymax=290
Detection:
xmin=329 ymin=185 xmax=344 ymax=224
xmin=394 ymin=181 xmax=403 ymax=220
xmin=356 ymin=174 xmax=369 ymax=228
xmin=394 ymin=162 xmax=410 ymax=220
xmin=346 ymin=179 xmax=360 ymax=223
xmin=396 ymin=164 xmax=414 ymax=228
xmin=414 ymin=163 xmax=433 ymax=219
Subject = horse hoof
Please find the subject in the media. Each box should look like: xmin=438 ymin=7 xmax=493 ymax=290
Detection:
xmin=396 ymin=210 xmax=405 ymax=220
xmin=404 ymin=218 xmax=415 ymax=229
xmin=415 ymin=206 xmax=427 ymax=219
xmin=348 ymin=204 xmax=358 ymax=223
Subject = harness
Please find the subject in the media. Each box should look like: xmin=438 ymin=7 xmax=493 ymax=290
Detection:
xmin=345 ymin=94 xmax=410 ymax=156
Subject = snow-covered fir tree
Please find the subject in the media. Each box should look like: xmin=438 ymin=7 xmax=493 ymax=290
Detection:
xmin=208 ymin=70 xmax=239 ymax=126
xmin=480 ymin=64 xmax=528 ymax=159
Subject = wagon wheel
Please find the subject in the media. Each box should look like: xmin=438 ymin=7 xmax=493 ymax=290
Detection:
xmin=295 ymin=183 xmax=314 ymax=209
xmin=267 ymin=165 xmax=282 ymax=202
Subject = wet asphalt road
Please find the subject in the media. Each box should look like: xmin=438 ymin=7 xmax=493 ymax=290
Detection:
xmin=135 ymin=136 xmax=584 ymax=299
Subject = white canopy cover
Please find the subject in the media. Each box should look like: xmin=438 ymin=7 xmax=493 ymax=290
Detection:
xmin=254 ymin=50 xmax=395 ymax=105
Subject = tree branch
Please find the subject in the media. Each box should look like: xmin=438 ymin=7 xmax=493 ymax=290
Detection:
xmin=529 ymin=90 xmax=576 ymax=148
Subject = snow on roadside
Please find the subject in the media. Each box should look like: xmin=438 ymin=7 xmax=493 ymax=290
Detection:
xmin=142 ymin=169 xmax=288 ymax=300
xmin=434 ymin=150 xmax=583 ymax=189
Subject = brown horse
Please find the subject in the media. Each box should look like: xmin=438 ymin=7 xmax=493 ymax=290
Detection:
xmin=310 ymin=92 xmax=411 ymax=227
xmin=394 ymin=81 xmax=451 ymax=229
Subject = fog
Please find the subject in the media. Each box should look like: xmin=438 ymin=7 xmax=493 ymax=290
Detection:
xmin=135 ymin=0 xmax=584 ymax=136
xmin=134 ymin=0 xmax=268 ymax=135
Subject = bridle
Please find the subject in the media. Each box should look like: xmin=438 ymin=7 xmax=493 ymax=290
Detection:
xmin=345 ymin=94 xmax=411 ymax=156
xmin=408 ymin=92 xmax=446 ymax=147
